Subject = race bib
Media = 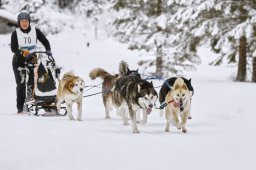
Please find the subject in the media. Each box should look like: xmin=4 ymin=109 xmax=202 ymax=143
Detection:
xmin=16 ymin=26 xmax=37 ymax=53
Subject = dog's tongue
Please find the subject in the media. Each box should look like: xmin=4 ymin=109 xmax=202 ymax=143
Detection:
xmin=147 ymin=107 xmax=152 ymax=114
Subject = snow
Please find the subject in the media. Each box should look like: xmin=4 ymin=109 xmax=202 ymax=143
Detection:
xmin=0 ymin=9 xmax=16 ymax=22
xmin=1 ymin=26 xmax=256 ymax=170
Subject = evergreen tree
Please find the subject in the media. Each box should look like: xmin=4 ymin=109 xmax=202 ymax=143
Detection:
xmin=177 ymin=0 xmax=256 ymax=81
xmin=73 ymin=0 xmax=111 ymax=39
xmin=57 ymin=0 xmax=75 ymax=9
xmin=112 ymin=0 xmax=200 ymax=77
xmin=253 ymin=56 xmax=256 ymax=82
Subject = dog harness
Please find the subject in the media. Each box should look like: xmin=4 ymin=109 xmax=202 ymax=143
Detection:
xmin=16 ymin=26 xmax=37 ymax=53
xmin=158 ymin=99 xmax=185 ymax=111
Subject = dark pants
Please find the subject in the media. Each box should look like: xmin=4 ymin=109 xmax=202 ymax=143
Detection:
xmin=12 ymin=54 xmax=26 ymax=111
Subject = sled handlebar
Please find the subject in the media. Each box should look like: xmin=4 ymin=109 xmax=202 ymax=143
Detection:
xmin=25 ymin=51 xmax=56 ymax=67
xmin=31 ymin=51 xmax=48 ymax=54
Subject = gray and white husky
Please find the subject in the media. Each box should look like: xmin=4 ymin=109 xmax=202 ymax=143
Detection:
xmin=89 ymin=61 xmax=140 ymax=119
xmin=112 ymin=75 xmax=158 ymax=133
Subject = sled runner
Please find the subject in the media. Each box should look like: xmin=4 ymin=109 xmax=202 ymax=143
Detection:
xmin=21 ymin=51 xmax=67 ymax=116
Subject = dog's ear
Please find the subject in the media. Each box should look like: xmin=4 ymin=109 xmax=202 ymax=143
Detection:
xmin=127 ymin=68 xmax=131 ymax=74
xmin=150 ymin=81 xmax=153 ymax=86
xmin=69 ymin=82 xmax=74 ymax=89
xmin=136 ymin=69 xmax=139 ymax=72
xmin=189 ymin=78 xmax=191 ymax=83
xmin=182 ymin=84 xmax=188 ymax=90
xmin=174 ymin=84 xmax=180 ymax=90
xmin=137 ymin=84 xmax=141 ymax=93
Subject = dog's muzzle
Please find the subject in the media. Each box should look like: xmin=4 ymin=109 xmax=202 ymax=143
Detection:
xmin=178 ymin=100 xmax=184 ymax=111
xmin=80 ymin=88 xmax=83 ymax=92
xmin=174 ymin=100 xmax=184 ymax=111
xmin=146 ymin=104 xmax=153 ymax=114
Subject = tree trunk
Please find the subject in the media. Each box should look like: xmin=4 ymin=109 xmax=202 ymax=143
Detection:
xmin=252 ymin=57 xmax=256 ymax=82
xmin=236 ymin=36 xmax=247 ymax=81
xmin=155 ymin=45 xmax=163 ymax=77
xmin=58 ymin=0 xmax=73 ymax=8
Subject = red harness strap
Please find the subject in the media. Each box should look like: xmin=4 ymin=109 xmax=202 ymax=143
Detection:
xmin=167 ymin=100 xmax=174 ymax=104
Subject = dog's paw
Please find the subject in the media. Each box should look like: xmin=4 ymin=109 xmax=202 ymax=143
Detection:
xmin=176 ymin=123 xmax=182 ymax=130
xmin=165 ymin=127 xmax=169 ymax=132
xmin=182 ymin=128 xmax=187 ymax=133
xmin=77 ymin=118 xmax=82 ymax=121
xmin=123 ymin=122 xmax=129 ymax=126
xmin=133 ymin=130 xmax=140 ymax=133
xmin=105 ymin=116 xmax=111 ymax=119
xmin=69 ymin=116 xmax=75 ymax=120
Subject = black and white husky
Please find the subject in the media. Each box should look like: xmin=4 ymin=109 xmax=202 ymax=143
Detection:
xmin=89 ymin=61 xmax=140 ymax=119
xmin=112 ymin=75 xmax=158 ymax=133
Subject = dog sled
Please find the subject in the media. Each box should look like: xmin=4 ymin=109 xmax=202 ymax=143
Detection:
xmin=21 ymin=51 xmax=67 ymax=116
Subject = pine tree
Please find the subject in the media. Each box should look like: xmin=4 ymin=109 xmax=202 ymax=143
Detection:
xmin=253 ymin=57 xmax=256 ymax=82
xmin=57 ymin=0 xmax=74 ymax=8
xmin=112 ymin=0 xmax=200 ymax=77
xmin=73 ymin=0 xmax=110 ymax=39
xmin=237 ymin=36 xmax=247 ymax=81
xmin=177 ymin=0 xmax=256 ymax=81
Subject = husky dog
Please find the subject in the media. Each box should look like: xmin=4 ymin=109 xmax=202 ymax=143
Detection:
xmin=89 ymin=61 xmax=140 ymax=118
xmin=163 ymin=77 xmax=191 ymax=133
xmin=57 ymin=71 xmax=85 ymax=121
xmin=89 ymin=68 xmax=119 ymax=118
xmin=112 ymin=75 xmax=158 ymax=133
xmin=159 ymin=77 xmax=194 ymax=119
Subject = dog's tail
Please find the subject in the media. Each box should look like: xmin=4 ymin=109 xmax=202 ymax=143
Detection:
xmin=119 ymin=60 xmax=129 ymax=77
xmin=89 ymin=68 xmax=112 ymax=80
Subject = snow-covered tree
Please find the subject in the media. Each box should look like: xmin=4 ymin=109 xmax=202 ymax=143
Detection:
xmin=112 ymin=0 xmax=256 ymax=81
xmin=176 ymin=0 xmax=256 ymax=81
xmin=2 ymin=0 xmax=73 ymax=34
xmin=57 ymin=0 xmax=75 ymax=8
xmin=72 ymin=0 xmax=113 ymax=39
xmin=253 ymin=50 xmax=256 ymax=82
xmin=112 ymin=0 xmax=200 ymax=77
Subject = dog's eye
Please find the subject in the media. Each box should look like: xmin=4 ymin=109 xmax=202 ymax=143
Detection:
xmin=182 ymin=94 xmax=185 ymax=97
xmin=75 ymin=84 xmax=78 ymax=86
xmin=177 ymin=94 xmax=180 ymax=97
xmin=144 ymin=97 xmax=148 ymax=100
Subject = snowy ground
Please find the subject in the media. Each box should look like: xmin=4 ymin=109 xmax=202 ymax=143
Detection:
xmin=0 ymin=28 xmax=256 ymax=170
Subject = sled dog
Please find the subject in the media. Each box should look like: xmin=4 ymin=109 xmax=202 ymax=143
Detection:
xmin=89 ymin=61 xmax=140 ymax=118
xmin=57 ymin=71 xmax=85 ymax=121
xmin=112 ymin=75 xmax=158 ymax=133
xmin=159 ymin=77 xmax=194 ymax=119
xmin=163 ymin=77 xmax=191 ymax=133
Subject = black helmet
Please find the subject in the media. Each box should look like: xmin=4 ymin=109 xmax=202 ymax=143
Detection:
xmin=17 ymin=11 xmax=31 ymax=23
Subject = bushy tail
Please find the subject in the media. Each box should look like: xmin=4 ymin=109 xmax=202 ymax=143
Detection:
xmin=89 ymin=68 xmax=112 ymax=80
xmin=119 ymin=61 xmax=129 ymax=77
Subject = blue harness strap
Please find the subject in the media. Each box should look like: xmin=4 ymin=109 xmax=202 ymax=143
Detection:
xmin=164 ymin=80 xmax=172 ymax=90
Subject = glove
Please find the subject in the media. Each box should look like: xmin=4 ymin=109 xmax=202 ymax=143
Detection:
xmin=22 ymin=50 xmax=30 ymax=57
xmin=25 ymin=53 xmax=33 ymax=61
xmin=46 ymin=50 xmax=52 ymax=56
xmin=21 ymin=50 xmax=33 ymax=61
